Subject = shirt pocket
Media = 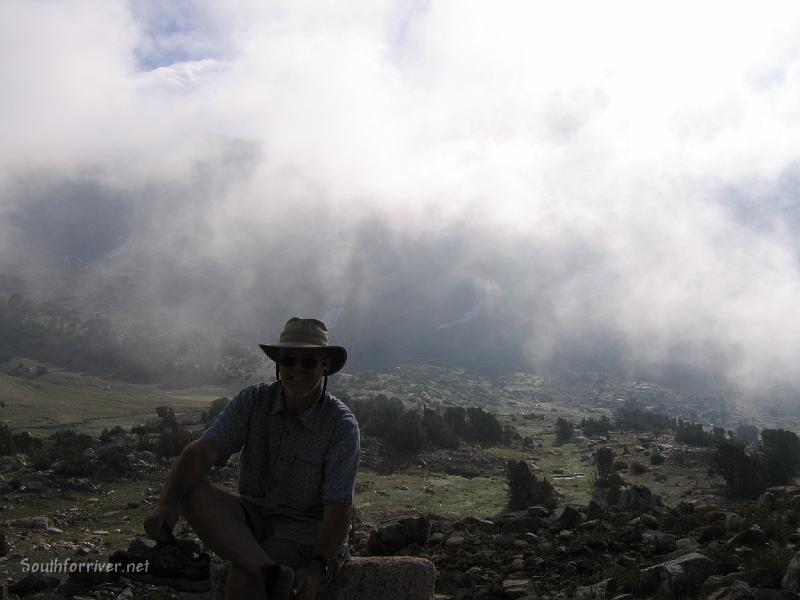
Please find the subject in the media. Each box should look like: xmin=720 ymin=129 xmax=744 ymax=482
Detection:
xmin=287 ymin=447 xmax=324 ymax=507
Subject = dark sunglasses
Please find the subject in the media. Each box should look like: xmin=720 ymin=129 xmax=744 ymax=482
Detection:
xmin=278 ymin=355 xmax=325 ymax=370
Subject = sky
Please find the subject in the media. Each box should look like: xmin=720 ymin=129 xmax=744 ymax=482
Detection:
xmin=2 ymin=1 xmax=800 ymax=392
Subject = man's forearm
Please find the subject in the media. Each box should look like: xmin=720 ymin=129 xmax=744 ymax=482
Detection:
xmin=313 ymin=504 xmax=353 ymax=559
xmin=159 ymin=439 xmax=216 ymax=506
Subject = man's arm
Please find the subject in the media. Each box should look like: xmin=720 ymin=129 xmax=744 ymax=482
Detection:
xmin=143 ymin=438 xmax=218 ymax=539
xmin=313 ymin=503 xmax=353 ymax=559
xmin=294 ymin=503 xmax=352 ymax=600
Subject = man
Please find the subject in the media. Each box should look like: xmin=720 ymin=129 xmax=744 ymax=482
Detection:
xmin=143 ymin=317 xmax=360 ymax=600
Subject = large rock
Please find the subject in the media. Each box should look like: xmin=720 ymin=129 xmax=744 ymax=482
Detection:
xmin=618 ymin=485 xmax=659 ymax=511
xmin=639 ymin=552 xmax=716 ymax=597
xmin=367 ymin=516 xmax=430 ymax=555
xmin=209 ymin=557 xmax=436 ymax=600
xmin=783 ymin=551 xmax=800 ymax=592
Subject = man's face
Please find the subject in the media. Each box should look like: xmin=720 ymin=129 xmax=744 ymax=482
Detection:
xmin=278 ymin=348 xmax=327 ymax=399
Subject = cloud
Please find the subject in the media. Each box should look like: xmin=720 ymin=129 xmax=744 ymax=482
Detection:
xmin=2 ymin=1 xmax=800 ymax=393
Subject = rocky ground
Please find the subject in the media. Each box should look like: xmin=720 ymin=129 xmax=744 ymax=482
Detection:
xmin=355 ymin=485 xmax=800 ymax=599
xmin=0 ymin=431 xmax=799 ymax=599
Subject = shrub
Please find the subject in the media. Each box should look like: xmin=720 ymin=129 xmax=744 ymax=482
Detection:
xmin=631 ymin=462 xmax=647 ymax=475
xmin=595 ymin=447 xmax=614 ymax=484
xmin=506 ymin=459 xmax=555 ymax=510
xmin=581 ymin=416 xmax=612 ymax=436
xmin=155 ymin=426 xmax=198 ymax=458
xmin=0 ymin=425 xmax=16 ymax=456
xmin=554 ymin=418 xmax=574 ymax=445
xmin=29 ymin=446 xmax=53 ymax=471
xmin=99 ymin=426 xmax=126 ymax=444
xmin=202 ymin=397 xmax=230 ymax=425
xmin=650 ymin=452 xmax=665 ymax=465
xmin=464 ymin=407 xmax=503 ymax=444
xmin=99 ymin=446 xmax=132 ymax=476
xmin=614 ymin=460 xmax=628 ymax=471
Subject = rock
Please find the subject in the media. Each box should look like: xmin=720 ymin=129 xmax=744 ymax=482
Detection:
xmin=11 ymin=516 xmax=48 ymax=529
xmin=367 ymin=516 xmax=430 ymax=555
xmin=783 ymin=551 xmax=800 ymax=592
xmin=639 ymin=552 xmax=716 ymax=596
xmin=9 ymin=573 xmax=60 ymax=595
xmin=725 ymin=525 xmax=767 ymax=547
xmin=618 ymin=485 xmax=659 ymax=511
xmin=708 ymin=580 xmax=756 ymax=600
xmin=46 ymin=527 xmax=63 ymax=535
xmin=576 ymin=578 xmax=617 ymax=599
xmin=501 ymin=516 xmax=540 ymax=534
xmin=210 ymin=556 xmax=436 ymax=600
xmin=556 ymin=506 xmax=582 ymax=530
xmin=457 ymin=517 xmax=497 ymax=535
xmin=502 ymin=577 xmax=534 ymax=599
xmin=445 ymin=535 xmax=465 ymax=548
xmin=641 ymin=530 xmax=677 ymax=553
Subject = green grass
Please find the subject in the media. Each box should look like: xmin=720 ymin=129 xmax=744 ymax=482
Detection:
xmin=0 ymin=370 xmax=234 ymax=435
xmin=355 ymin=468 xmax=507 ymax=522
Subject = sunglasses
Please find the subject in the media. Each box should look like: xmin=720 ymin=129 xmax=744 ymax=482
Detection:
xmin=278 ymin=355 xmax=326 ymax=370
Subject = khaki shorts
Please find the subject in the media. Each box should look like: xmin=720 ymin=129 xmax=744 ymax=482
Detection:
xmin=238 ymin=498 xmax=341 ymax=585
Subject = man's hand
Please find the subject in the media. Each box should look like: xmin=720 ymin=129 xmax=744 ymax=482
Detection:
xmin=143 ymin=502 xmax=179 ymax=540
xmin=292 ymin=562 xmax=323 ymax=600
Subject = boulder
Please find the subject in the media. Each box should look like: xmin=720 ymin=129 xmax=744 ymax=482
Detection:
xmin=367 ymin=516 xmax=430 ymax=555
xmin=209 ymin=557 xmax=436 ymax=600
xmin=639 ymin=552 xmax=715 ymax=597
xmin=618 ymin=485 xmax=659 ymax=511
xmin=783 ymin=551 xmax=800 ymax=592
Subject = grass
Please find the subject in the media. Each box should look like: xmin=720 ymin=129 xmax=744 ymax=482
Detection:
xmin=0 ymin=370 xmax=233 ymax=435
xmin=355 ymin=468 xmax=507 ymax=523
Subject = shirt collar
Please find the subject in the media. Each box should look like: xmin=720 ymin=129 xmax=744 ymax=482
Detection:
xmin=273 ymin=382 xmax=324 ymax=432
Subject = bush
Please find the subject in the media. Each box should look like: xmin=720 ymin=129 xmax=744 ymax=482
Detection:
xmin=29 ymin=446 xmax=53 ymax=471
xmin=155 ymin=426 xmax=198 ymax=458
xmin=761 ymin=428 xmax=800 ymax=480
xmin=631 ymin=462 xmax=646 ymax=475
xmin=581 ymin=416 xmax=612 ymax=436
xmin=554 ymin=418 xmax=574 ymax=445
xmin=595 ymin=447 xmax=614 ymax=484
xmin=99 ymin=426 xmax=126 ymax=444
xmin=464 ymin=407 xmax=503 ymax=444
xmin=0 ymin=425 xmax=16 ymax=456
xmin=506 ymin=459 xmax=555 ymax=510
xmin=650 ymin=452 xmax=665 ymax=465
xmin=99 ymin=446 xmax=132 ymax=476
xmin=203 ymin=397 xmax=230 ymax=425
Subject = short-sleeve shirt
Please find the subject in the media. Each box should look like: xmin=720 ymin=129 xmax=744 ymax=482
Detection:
xmin=200 ymin=381 xmax=360 ymax=556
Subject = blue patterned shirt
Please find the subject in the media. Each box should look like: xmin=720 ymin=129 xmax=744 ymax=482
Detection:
xmin=200 ymin=381 xmax=360 ymax=556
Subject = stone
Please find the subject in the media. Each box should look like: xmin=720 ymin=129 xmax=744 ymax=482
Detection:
xmin=783 ymin=551 xmax=800 ymax=592
xmin=209 ymin=557 xmax=436 ymax=600
xmin=445 ymin=535 xmax=465 ymax=548
xmin=502 ymin=577 xmax=533 ymax=599
xmin=641 ymin=530 xmax=677 ymax=553
xmin=556 ymin=506 xmax=582 ymax=530
xmin=457 ymin=517 xmax=497 ymax=535
xmin=725 ymin=525 xmax=767 ymax=548
xmin=9 ymin=573 xmax=60 ymax=595
xmin=576 ymin=578 xmax=617 ymax=599
xmin=367 ymin=516 xmax=430 ymax=555
xmin=618 ymin=485 xmax=659 ymax=511
xmin=639 ymin=552 xmax=716 ymax=597
xmin=46 ymin=527 xmax=63 ymax=535
xmin=708 ymin=580 xmax=756 ymax=600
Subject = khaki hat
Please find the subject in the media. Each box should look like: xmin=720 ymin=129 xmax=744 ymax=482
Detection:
xmin=259 ymin=317 xmax=347 ymax=375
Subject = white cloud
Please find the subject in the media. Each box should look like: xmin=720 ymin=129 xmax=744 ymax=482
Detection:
xmin=2 ymin=1 xmax=800 ymax=390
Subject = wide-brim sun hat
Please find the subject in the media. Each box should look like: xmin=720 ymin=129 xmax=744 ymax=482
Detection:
xmin=259 ymin=317 xmax=347 ymax=375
